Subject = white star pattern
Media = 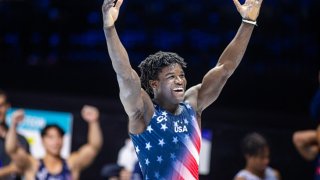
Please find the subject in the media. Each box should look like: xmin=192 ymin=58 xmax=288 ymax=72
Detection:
xmin=145 ymin=142 xmax=152 ymax=150
xmin=185 ymin=134 xmax=189 ymax=140
xmin=172 ymin=136 xmax=178 ymax=144
xmin=161 ymin=111 xmax=168 ymax=116
xmin=158 ymin=139 xmax=165 ymax=147
xmin=135 ymin=146 xmax=140 ymax=154
xmin=192 ymin=115 xmax=196 ymax=122
xmin=157 ymin=156 xmax=163 ymax=163
xmin=155 ymin=172 xmax=160 ymax=179
xmin=145 ymin=158 xmax=150 ymax=166
xmin=160 ymin=123 xmax=168 ymax=131
xmin=130 ymin=105 xmax=200 ymax=178
xmin=170 ymin=153 xmax=176 ymax=160
xmin=147 ymin=125 xmax=153 ymax=133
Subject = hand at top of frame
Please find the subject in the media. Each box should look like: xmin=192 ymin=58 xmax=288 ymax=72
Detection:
xmin=102 ymin=0 xmax=123 ymax=28
xmin=233 ymin=0 xmax=263 ymax=21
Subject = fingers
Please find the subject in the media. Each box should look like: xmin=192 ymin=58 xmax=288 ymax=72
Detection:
xmin=255 ymin=0 xmax=263 ymax=5
xmin=103 ymin=0 xmax=115 ymax=6
xmin=232 ymin=0 xmax=242 ymax=12
xmin=102 ymin=0 xmax=116 ymax=11
xmin=115 ymin=0 xmax=123 ymax=9
xmin=12 ymin=109 xmax=25 ymax=124
xmin=103 ymin=0 xmax=123 ymax=11
xmin=81 ymin=105 xmax=99 ymax=122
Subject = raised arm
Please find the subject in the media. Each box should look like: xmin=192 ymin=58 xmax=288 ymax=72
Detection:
xmin=102 ymin=0 xmax=152 ymax=133
xmin=186 ymin=0 xmax=263 ymax=112
xmin=68 ymin=105 xmax=103 ymax=171
xmin=5 ymin=110 xmax=32 ymax=171
xmin=102 ymin=0 xmax=143 ymax=116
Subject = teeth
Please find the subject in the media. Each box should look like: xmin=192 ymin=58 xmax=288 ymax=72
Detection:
xmin=173 ymin=88 xmax=184 ymax=91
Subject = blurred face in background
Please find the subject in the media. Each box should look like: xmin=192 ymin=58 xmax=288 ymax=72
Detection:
xmin=0 ymin=95 xmax=10 ymax=123
xmin=246 ymin=147 xmax=270 ymax=173
xmin=42 ymin=127 xmax=63 ymax=157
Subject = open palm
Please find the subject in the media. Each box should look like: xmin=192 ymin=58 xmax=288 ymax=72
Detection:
xmin=102 ymin=0 xmax=123 ymax=28
xmin=233 ymin=0 xmax=263 ymax=21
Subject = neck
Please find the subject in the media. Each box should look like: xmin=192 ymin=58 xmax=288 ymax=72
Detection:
xmin=153 ymin=98 xmax=181 ymax=115
xmin=44 ymin=154 xmax=61 ymax=162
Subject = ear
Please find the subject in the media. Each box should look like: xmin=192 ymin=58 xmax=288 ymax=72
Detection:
xmin=149 ymin=80 xmax=159 ymax=90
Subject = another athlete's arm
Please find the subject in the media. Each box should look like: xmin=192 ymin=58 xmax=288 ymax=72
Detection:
xmin=5 ymin=110 xmax=33 ymax=172
xmin=68 ymin=105 xmax=103 ymax=171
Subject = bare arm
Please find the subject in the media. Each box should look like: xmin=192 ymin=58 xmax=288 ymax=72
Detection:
xmin=102 ymin=0 xmax=151 ymax=133
xmin=5 ymin=110 xmax=32 ymax=171
xmin=69 ymin=105 xmax=103 ymax=171
xmin=292 ymin=130 xmax=319 ymax=161
xmin=186 ymin=0 xmax=263 ymax=112
xmin=103 ymin=0 xmax=142 ymax=111
xmin=0 ymin=163 xmax=19 ymax=178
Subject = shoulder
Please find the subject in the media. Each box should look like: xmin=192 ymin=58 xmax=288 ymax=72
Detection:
xmin=271 ymin=168 xmax=281 ymax=180
xmin=234 ymin=169 xmax=248 ymax=180
xmin=266 ymin=167 xmax=281 ymax=180
xmin=185 ymin=84 xmax=202 ymax=111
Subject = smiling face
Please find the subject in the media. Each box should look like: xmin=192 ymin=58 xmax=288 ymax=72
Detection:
xmin=150 ymin=63 xmax=187 ymax=105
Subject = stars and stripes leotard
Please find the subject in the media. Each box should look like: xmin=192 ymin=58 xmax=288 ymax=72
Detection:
xmin=130 ymin=102 xmax=201 ymax=180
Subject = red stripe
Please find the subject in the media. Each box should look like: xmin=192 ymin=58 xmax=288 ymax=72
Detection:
xmin=191 ymin=124 xmax=201 ymax=154
xmin=171 ymin=168 xmax=185 ymax=180
xmin=183 ymin=152 xmax=199 ymax=180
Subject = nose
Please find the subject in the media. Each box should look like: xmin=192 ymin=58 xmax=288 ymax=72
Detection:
xmin=175 ymin=76 xmax=183 ymax=84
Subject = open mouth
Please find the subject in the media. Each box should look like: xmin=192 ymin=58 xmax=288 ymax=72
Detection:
xmin=173 ymin=87 xmax=184 ymax=93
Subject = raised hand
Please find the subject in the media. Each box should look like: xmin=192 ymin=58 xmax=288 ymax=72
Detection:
xmin=81 ymin=105 xmax=99 ymax=123
xmin=233 ymin=0 xmax=263 ymax=21
xmin=11 ymin=109 xmax=24 ymax=126
xmin=102 ymin=0 xmax=123 ymax=28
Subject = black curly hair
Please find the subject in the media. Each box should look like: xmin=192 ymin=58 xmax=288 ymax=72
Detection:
xmin=138 ymin=51 xmax=187 ymax=97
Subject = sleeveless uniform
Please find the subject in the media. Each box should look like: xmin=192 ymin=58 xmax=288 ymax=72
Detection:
xmin=234 ymin=167 xmax=278 ymax=180
xmin=130 ymin=102 xmax=201 ymax=180
xmin=35 ymin=159 xmax=72 ymax=180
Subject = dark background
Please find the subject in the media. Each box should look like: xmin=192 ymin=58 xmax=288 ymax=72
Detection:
xmin=1 ymin=0 xmax=320 ymax=179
